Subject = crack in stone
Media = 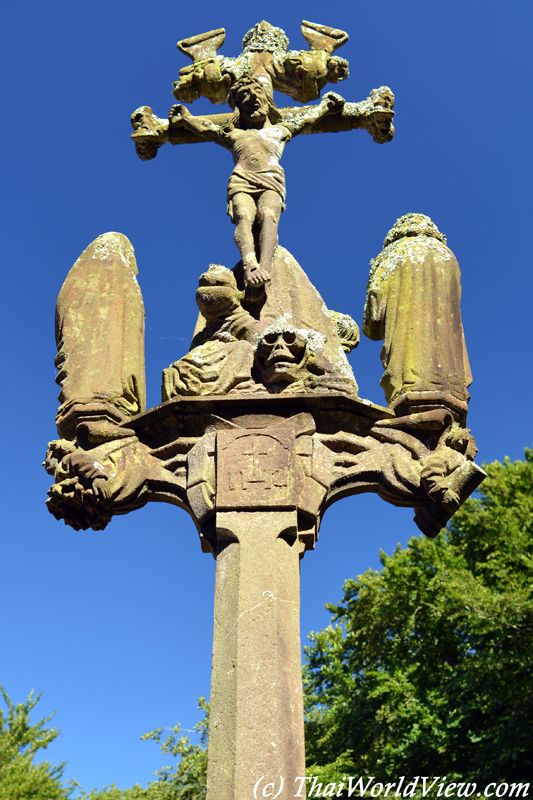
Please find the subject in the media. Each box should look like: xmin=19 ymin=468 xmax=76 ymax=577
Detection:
xmin=225 ymin=594 xmax=298 ymax=639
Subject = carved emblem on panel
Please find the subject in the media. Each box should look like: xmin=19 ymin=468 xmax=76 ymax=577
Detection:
xmin=217 ymin=429 xmax=298 ymax=509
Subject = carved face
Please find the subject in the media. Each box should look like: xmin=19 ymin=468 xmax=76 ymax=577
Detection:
xmin=131 ymin=107 xmax=151 ymax=131
xmin=256 ymin=330 xmax=308 ymax=386
xmin=327 ymin=56 xmax=349 ymax=83
xmin=196 ymin=268 xmax=241 ymax=324
xmin=370 ymin=87 xmax=395 ymax=110
xmin=234 ymin=84 xmax=270 ymax=124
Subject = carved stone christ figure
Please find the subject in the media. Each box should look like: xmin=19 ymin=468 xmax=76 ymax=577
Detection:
xmin=170 ymin=75 xmax=344 ymax=288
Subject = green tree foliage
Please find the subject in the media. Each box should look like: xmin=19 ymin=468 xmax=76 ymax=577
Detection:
xmin=81 ymin=699 xmax=209 ymax=800
xmin=0 ymin=686 xmax=75 ymax=799
xmin=0 ymin=689 xmax=209 ymax=800
xmin=140 ymin=696 xmax=208 ymax=800
xmin=78 ymin=786 xmax=151 ymax=800
xmin=303 ymin=449 xmax=533 ymax=786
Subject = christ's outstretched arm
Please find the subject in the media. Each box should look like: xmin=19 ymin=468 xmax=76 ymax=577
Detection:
xmin=169 ymin=104 xmax=231 ymax=149
xmin=281 ymin=91 xmax=346 ymax=138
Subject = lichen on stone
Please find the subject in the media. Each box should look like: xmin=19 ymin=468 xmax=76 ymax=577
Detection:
xmin=241 ymin=21 xmax=289 ymax=57
xmin=257 ymin=320 xmax=326 ymax=354
xmin=383 ymin=213 xmax=447 ymax=248
xmin=368 ymin=214 xmax=451 ymax=289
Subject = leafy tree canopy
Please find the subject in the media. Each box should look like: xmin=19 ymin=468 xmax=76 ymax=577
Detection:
xmin=0 ymin=688 xmax=209 ymax=800
xmin=0 ymin=686 xmax=75 ymax=799
xmin=304 ymin=448 xmax=533 ymax=787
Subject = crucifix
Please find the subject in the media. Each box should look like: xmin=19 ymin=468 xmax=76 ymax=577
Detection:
xmin=130 ymin=20 xmax=394 ymax=287
xmin=44 ymin=20 xmax=485 ymax=800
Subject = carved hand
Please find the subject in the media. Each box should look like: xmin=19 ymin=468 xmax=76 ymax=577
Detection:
xmin=322 ymin=91 xmax=345 ymax=113
xmin=168 ymin=103 xmax=191 ymax=126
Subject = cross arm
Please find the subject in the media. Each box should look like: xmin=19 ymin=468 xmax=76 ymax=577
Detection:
xmin=168 ymin=103 xmax=232 ymax=150
xmin=294 ymin=88 xmax=395 ymax=142
xmin=281 ymin=90 xmax=345 ymax=136
xmin=130 ymin=86 xmax=395 ymax=161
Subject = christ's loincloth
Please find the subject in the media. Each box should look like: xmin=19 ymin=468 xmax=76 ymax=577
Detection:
xmin=227 ymin=165 xmax=286 ymax=219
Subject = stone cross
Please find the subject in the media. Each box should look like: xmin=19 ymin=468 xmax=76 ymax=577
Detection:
xmin=130 ymin=20 xmax=394 ymax=289
xmin=44 ymin=21 xmax=485 ymax=800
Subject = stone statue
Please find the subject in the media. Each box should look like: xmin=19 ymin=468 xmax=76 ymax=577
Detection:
xmin=54 ymin=232 xmax=146 ymax=441
xmin=162 ymin=265 xmax=259 ymax=398
xmin=170 ymin=77 xmax=345 ymax=287
xmin=43 ymin=20 xmax=487 ymax=800
xmin=363 ymin=213 xmax=472 ymax=421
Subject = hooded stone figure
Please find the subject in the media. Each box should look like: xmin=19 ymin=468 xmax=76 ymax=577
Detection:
xmin=54 ymin=232 xmax=146 ymax=440
xmin=162 ymin=265 xmax=260 ymax=398
xmin=363 ymin=214 xmax=472 ymax=420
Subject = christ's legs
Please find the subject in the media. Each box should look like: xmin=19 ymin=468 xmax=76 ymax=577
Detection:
xmin=257 ymin=191 xmax=282 ymax=277
xmin=232 ymin=192 xmax=257 ymax=266
xmin=231 ymin=192 xmax=271 ymax=287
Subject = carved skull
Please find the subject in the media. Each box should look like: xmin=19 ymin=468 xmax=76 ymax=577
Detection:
xmin=256 ymin=329 xmax=309 ymax=387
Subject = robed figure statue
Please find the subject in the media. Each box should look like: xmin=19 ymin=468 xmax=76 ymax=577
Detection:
xmin=363 ymin=213 xmax=472 ymax=420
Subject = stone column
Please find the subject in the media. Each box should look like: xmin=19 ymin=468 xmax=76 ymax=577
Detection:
xmin=206 ymin=427 xmax=307 ymax=800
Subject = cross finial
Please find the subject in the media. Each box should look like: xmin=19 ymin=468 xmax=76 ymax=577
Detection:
xmin=171 ymin=18 xmax=350 ymax=106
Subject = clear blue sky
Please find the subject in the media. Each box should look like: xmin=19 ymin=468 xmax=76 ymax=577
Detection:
xmin=2 ymin=0 xmax=532 ymax=793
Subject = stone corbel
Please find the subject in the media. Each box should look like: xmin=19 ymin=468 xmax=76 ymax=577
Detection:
xmin=44 ymin=431 xmax=192 ymax=532
xmin=319 ymin=411 xmax=486 ymax=538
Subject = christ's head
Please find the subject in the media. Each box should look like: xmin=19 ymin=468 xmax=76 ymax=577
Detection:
xmin=227 ymin=76 xmax=281 ymax=127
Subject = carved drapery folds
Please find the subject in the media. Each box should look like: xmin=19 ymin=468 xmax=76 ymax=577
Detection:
xmin=54 ymin=232 xmax=146 ymax=439
xmin=363 ymin=214 xmax=472 ymax=421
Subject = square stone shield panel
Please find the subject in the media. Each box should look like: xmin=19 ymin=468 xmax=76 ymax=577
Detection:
xmin=216 ymin=428 xmax=298 ymax=510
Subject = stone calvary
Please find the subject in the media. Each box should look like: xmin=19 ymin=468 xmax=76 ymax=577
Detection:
xmin=43 ymin=20 xmax=485 ymax=800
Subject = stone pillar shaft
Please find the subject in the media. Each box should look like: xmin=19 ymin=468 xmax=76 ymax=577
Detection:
xmin=206 ymin=510 xmax=306 ymax=800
